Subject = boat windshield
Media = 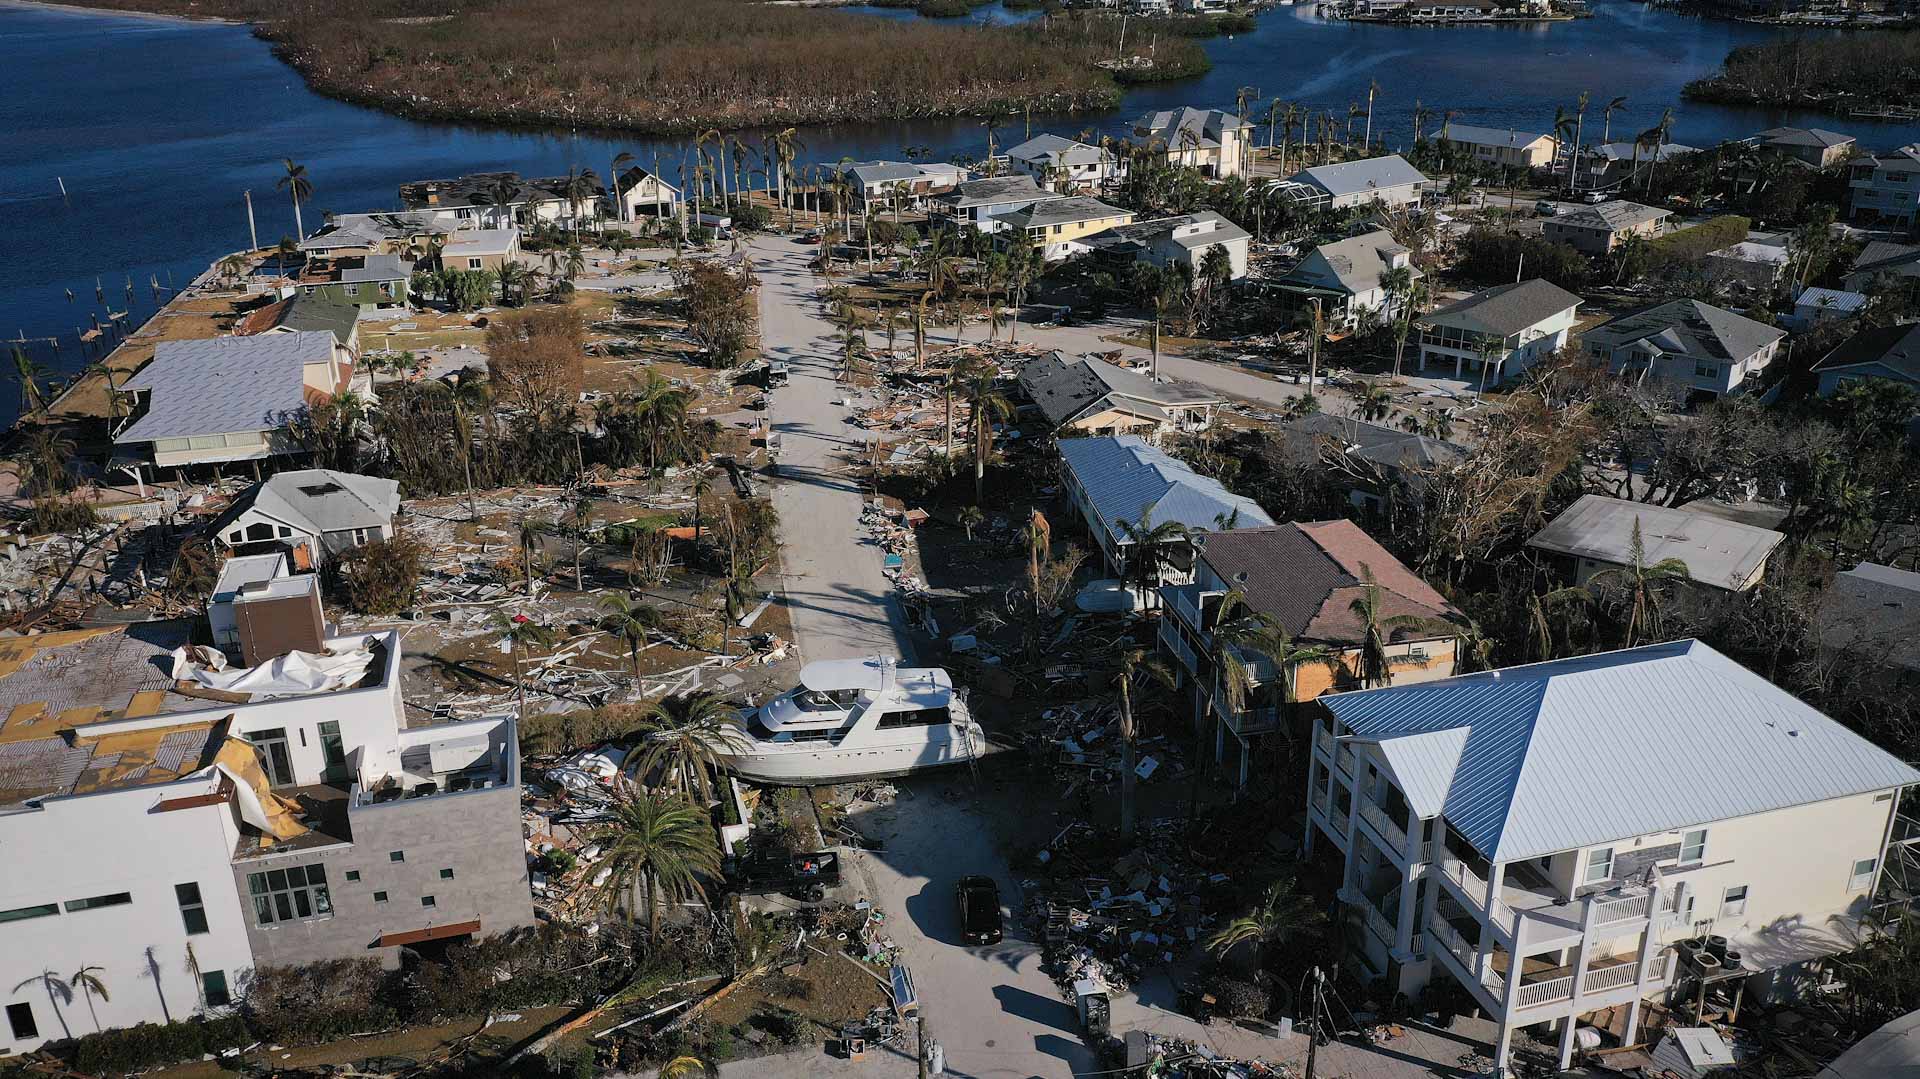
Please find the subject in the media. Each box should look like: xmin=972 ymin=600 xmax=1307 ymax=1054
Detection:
xmin=793 ymin=688 xmax=860 ymax=711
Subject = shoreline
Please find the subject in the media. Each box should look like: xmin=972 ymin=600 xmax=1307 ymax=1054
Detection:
xmin=0 ymin=0 xmax=240 ymax=25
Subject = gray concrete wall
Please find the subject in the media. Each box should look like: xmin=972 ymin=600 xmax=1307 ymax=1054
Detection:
xmin=232 ymin=785 xmax=533 ymax=970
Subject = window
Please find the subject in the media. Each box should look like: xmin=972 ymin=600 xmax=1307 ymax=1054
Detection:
xmin=1694 ymin=362 xmax=1721 ymax=379
xmin=175 ymin=882 xmax=209 ymax=935
xmin=344 ymin=870 xmax=361 ymax=883
xmin=1850 ymin=858 xmax=1879 ymax=892
xmin=389 ymin=851 xmax=405 ymax=862
xmin=201 ymin=970 xmax=231 ymax=1008
xmin=7 ymin=1002 xmax=37 ymax=1041
xmin=439 ymin=868 xmax=455 ymax=880
xmin=1583 ymin=847 xmax=1615 ymax=885
xmin=421 ymin=895 xmax=437 ymax=908
xmin=1680 ymin=829 xmax=1707 ymax=864
xmin=0 ymin=902 xmax=58 ymax=924
xmin=467 ymin=257 xmax=483 ymax=270
xmin=344 ymin=284 xmax=359 ymax=297
xmin=247 ymin=728 xmax=296 ymax=787
xmin=373 ymin=891 xmax=389 ymax=904
xmin=246 ymin=865 xmax=332 ymax=926
xmin=877 ymin=707 xmax=952 ymax=729
xmin=318 ymin=721 xmax=348 ymax=785
xmin=64 ymin=892 xmax=132 ymax=913
xmin=1721 ymin=885 xmax=1749 ymax=918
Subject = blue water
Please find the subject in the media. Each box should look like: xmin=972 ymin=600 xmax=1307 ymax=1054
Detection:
xmin=0 ymin=0 xmax=1909 ymax=424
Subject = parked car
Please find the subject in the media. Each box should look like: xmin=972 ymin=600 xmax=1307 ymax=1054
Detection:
xmin=730 ymin=849 xmax=841 ymax=902
xmin=956 ymin=875 xmax=1002 ymax=945
xmin=1582 ymin=190 xmax=1609 ymax=204
xmin=796 ymin=230 xmax=821 ymax=245
xmin=1535 ymin=200 xmax=1559 ymax=216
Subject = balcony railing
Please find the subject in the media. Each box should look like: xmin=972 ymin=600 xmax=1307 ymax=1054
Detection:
xmin=1359 ymin=800 xmax=1408 ymax=858
xmin=1429 ymin=843 xmax=1521 ymax=933
xmin=1364 ymin=901 xmax=1395 ymax=948
xmin=1313 ymin=726 xmax=1336 ymax=758
xmin=1593 ymin=891 xmax=1653 ymax=927
xmin=1429 ymin=919 xmax=1504 ymax=998
xmin=1583 ymin=960 xmax=1643 ymax=993
xmin=1517 ymin=975 xmax=1575 ymax=1009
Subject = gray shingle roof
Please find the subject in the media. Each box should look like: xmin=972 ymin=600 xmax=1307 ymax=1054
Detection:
xmin=338 ymin=254 xmax=411 ymax=283
xmin=1525 ymin=493 xmax=1785 ymax=591
xmin=843 ymin=160 xmax=923 ymax=186
xmin=279 ymin=297 xmax=361 ymax=347
xmin=117 ymin=332 xmax=334 ymax=444
xmin=215 ymin=468 xmax=401 ymax=537
xmin=1757 ymin=126 xmax=1855 ymax=149
xmin=1059 ymin=435 xmax=1272 ymax=542
xmin=1006 ymin=134 xmax=1104 ymax=167
xmin=1815 ymin=562 xmax=1920 ymax=673
xmin=1852 ymin=240 xmax=1920 ymax=276
xmin=1812 ymin=322 xmax=1920 ymax=383
xmin=1549 ymin=199 xmax=1670 ymax=232
xmin=298 ymin=212 xmax=451 ymax=253
xmin=944 ymin=175 xmax=1062 ymax=209
xmin=1440 ymin=124 xmax=1551 ymax=148
xmin=1017 ymin=352 xmax=1216 ymax=428
xmin=1188 ymin=520 xmax=1457 ymax=644
xmin=1421 ymin=279 xmax=1581 ymax=338
xmin=1294 ymin=155 xmax=1428 ymax=198
xmin=1089 ymin=211 xmax=1249 ymax=251
xmin=1322 ymin=639 xmax=1920 ymax=862
xmin=1283 ymin=229 xmax=1418 ymax=295
xmin=1278 ymin=414 xmax=1467 ymax=475
xmin=999 ymin=195 xmax=1130 ymax=230
xmin=1133 ymin=106 xmax=1248 ymax=150
xmin=1584 ymin=299 xmax=1783 ymax=365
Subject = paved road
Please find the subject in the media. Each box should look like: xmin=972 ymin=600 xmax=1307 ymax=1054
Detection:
xmin=755 ymin=237 xmax=915 ymax=664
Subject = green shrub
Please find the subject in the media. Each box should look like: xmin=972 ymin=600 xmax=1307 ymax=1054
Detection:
xmin=331 ymin=531 xmax=426 ymax=615
xmin=1651 ymin=214 xmax=1752 ymax=262
xmin=67 ymin=1016 xmax=249 ymax=1074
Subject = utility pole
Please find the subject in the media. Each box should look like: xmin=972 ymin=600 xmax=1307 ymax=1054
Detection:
xmin=916 ymin=1015 xmax=929 ymax=1079
xmin=1304 ymin=967 xmax=1325 ymax=1079
xmin=244 ymin=190 xmax=259 ymax=253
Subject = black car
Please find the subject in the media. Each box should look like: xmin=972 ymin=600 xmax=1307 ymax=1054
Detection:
xmin=955 ymin=875 xmax=1003 ymax=945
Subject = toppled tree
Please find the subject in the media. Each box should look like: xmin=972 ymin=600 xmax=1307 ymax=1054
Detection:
xmin=678 ymin=260 xmax=756 ymax=369
xmin=486 ymin=306 xmax=585 ymax=414
xmin=330 ymin=532 xmax=426 ymax=616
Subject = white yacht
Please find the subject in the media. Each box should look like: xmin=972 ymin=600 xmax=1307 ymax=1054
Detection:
xmin=724 ymin=656 xmax=982 ymax=785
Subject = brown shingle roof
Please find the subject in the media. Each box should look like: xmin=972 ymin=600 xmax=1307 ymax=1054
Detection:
xmin=1190 ymin=521 xmax=1457 ymax=644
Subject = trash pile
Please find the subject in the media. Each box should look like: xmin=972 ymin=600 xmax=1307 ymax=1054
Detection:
xmin=1025 ymin=817 xmax=1233 ymax=1001
xmin=1024 ymin=698 xmax=1183 ymax=799
xmin=1119 ymin=1030 xmax=1298 ymax=1079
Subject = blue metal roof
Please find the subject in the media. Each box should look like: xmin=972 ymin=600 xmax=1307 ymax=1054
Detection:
xmin=1057 ymin=435 xmax=1272 ymax=542
xmin=1323 ymin=640 xmax=1920 ymax=863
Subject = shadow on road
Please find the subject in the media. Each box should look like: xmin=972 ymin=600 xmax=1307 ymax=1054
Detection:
xmin=993 ymin=985 xmax=1079 ymax=1033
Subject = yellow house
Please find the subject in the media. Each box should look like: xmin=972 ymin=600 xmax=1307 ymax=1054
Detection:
xmin=999 ymin=196 xmax=1135 ymax=261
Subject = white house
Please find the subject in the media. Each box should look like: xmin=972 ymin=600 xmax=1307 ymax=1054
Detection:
xmin=1525 ymin=494 xmax=1786 ymax=593
xmin=1056 ymin=435 xmax=1272 ymax=578
xmin=1849 ymin=145 xmax=1920 ymax=227
xmin=1308 ymin=639 xmax=1920 ymax=1073
xmin=211 ymin=468 xmax=403 ymax=572
xmin=1581 ymin=299 xmax=1784 ymax=404
xmin=613 ymin=166 xmax=681 ymax=219
xmin=939 ymin=175 xmax=1068 ymax=234
xmin=438 ymin=229 xmax=522 ymax=274
xmin=400 ymin=172 xmax=608 ymax=230
xmin=1416 ymin=279 xmax=1581 ymax=386
xmin=1086 ymin=211 xmax=1251 ymax=279
xmin=1440 ymin=124 xmax=1559 ymax=170
xmin=1275 ymin=229 xmax=1422 ymax=329
xmin=832 ymin=161 xmax=966 ymax=210
xmin=1131 ymin=107 xmax=1252 ymax=178
xmin=1283 ymin=155 xmax=1428 ymax=211
xmin=0 ymin=623 xmax=533 ymax=1054
xmin=1005 ymin=134 xmax=1120 ymax=192
xmin=114 ymin=332 xmax=367 ymax=477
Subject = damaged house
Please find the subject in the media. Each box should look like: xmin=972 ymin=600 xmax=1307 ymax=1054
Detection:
xmin=211 ymin=468 xmax=403 ymax=572
xmin=1017 ymin=352 xmax=1220 ymax=439
xmin=0 ymin=615 xmax=532 ymax=1054
xmin=1159 ymin=521 xmax=1460 ymax=787
xmin=1056 ymin=435 xmax=1271 ymax=581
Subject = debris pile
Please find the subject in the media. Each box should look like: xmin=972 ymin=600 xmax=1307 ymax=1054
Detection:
xmin=1119 ymin=1029 xmax=1298 ymax=1079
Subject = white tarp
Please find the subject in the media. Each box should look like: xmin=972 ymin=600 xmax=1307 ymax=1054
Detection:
xmin=172 ymin=643 xmax=376 ymax=698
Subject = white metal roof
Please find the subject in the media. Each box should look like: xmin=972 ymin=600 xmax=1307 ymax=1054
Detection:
xmin=1356 ymin=728 xmax=1468 ymax=819
xmin=1525 ymin=494 xmax=1784 ymax=591
xmin=1322 ymin=639 xmax=1920 ymax=863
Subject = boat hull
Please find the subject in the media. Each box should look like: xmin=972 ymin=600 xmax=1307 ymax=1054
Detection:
xmin=723 ymin=732 xmax=980 ymax=786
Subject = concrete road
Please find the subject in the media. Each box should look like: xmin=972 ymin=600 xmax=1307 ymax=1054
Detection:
xmin=755 ymin=237 xmax=912 ymax=664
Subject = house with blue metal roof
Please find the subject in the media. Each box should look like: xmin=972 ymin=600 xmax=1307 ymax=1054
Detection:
xmin=1305 ymin=639 xmax=1920 ymax=1073
xmin=1054 ymin=435 xmax=1272 ymax=578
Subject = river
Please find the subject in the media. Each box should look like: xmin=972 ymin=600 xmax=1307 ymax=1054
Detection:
xmin=0 ymin=0 xmax=1910 ymax=425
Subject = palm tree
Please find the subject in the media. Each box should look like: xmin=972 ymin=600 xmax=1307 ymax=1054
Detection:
xmin=496 ymin=260 xmax=528 ymax=307
xmin=276 ymin=158 xmax=312 ymax=239
xmin=1601 ymin=95 xmax=1628 ymax=145
xmin=428 ymin=368 xmax=487 ymax=519
xmin=621 ymin=371 xmax=695 ymax=480
xmin=1553 ymin=106 xmax=1578 ymax=195
xmin=660 ymin=1056 xmax=719 ymax=1079
xmin=587 ymin=783 xmax=721 ymax=943
xmin=517 ymin=519 xmax=545 ymax=596
xmin=69 ymin=966 xmax=108 ymax=1032
xmin=563 ymin=166 xmax=601 ymax=229
xmin=1347 ymin=564 xmax=1453 ymax=688
xmin=599 ymin=594 xmax=666 ymax=678
xmin=1585 ymin=519 xmax=1691 ymax=646
xmin=1189 ymin=589 xmax=1289 ymax=815
xmin=1205 ymin=878 xmax=1326 ymax=963
xmin=493 ymin=613 xmax=556 ymax=720
xmin=1115 ymin=506 xmax=1189 ymax=610
xmin=1351 ymin=380 xmax=1394 ymax=423
xmin=963 ymin=366 xmax=1011 ymax=506
xmin=1131 ymin=263 xmax=1181 ymax=379
xmin=569 ymin=491 xmax=595 ymax=590
xmin=1113 ymin=648 xmax=1173 ymax=840
xmin=958 ymin=505 xmax=984 ymax=541
xmin=1380 ymin=265 xmax=1421 ymax=380
xmin=10 ymin=344 xmax=49 ymax=417
xmin=632 ymin=692 xmax=749 ymax=804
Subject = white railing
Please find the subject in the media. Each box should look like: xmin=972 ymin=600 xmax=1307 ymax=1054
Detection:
xmin=1429 ymin=920 xmax=1474 ymax=971
xmin=1583 ymin=961 xmax=1641 ymax=993
xmin=1430 ymin=846 xmax=1522 ymax=935
xmin=1364 ymin=901 xmax=1395 ymax=948
xmin=1593 ymin=891 xmax=1653 ymax=927
xmin=1359 ymin=800 xmax=1407 ymax=858
xmin=1516 ymin=975 xmax=1575 ymax=1009
xmin=1314 ymin=726 xmax=1336 ymax=758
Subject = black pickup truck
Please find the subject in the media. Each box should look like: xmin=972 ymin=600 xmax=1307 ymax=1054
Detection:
xmin=729 ymin=850 xmax=842 ymax=902
xmin=955 ymin=875 xmax=1003 ymax=945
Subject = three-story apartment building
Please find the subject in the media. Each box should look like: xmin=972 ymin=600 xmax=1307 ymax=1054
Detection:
xmin=1304 ymin=641 xmax=1918 ymax=1073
